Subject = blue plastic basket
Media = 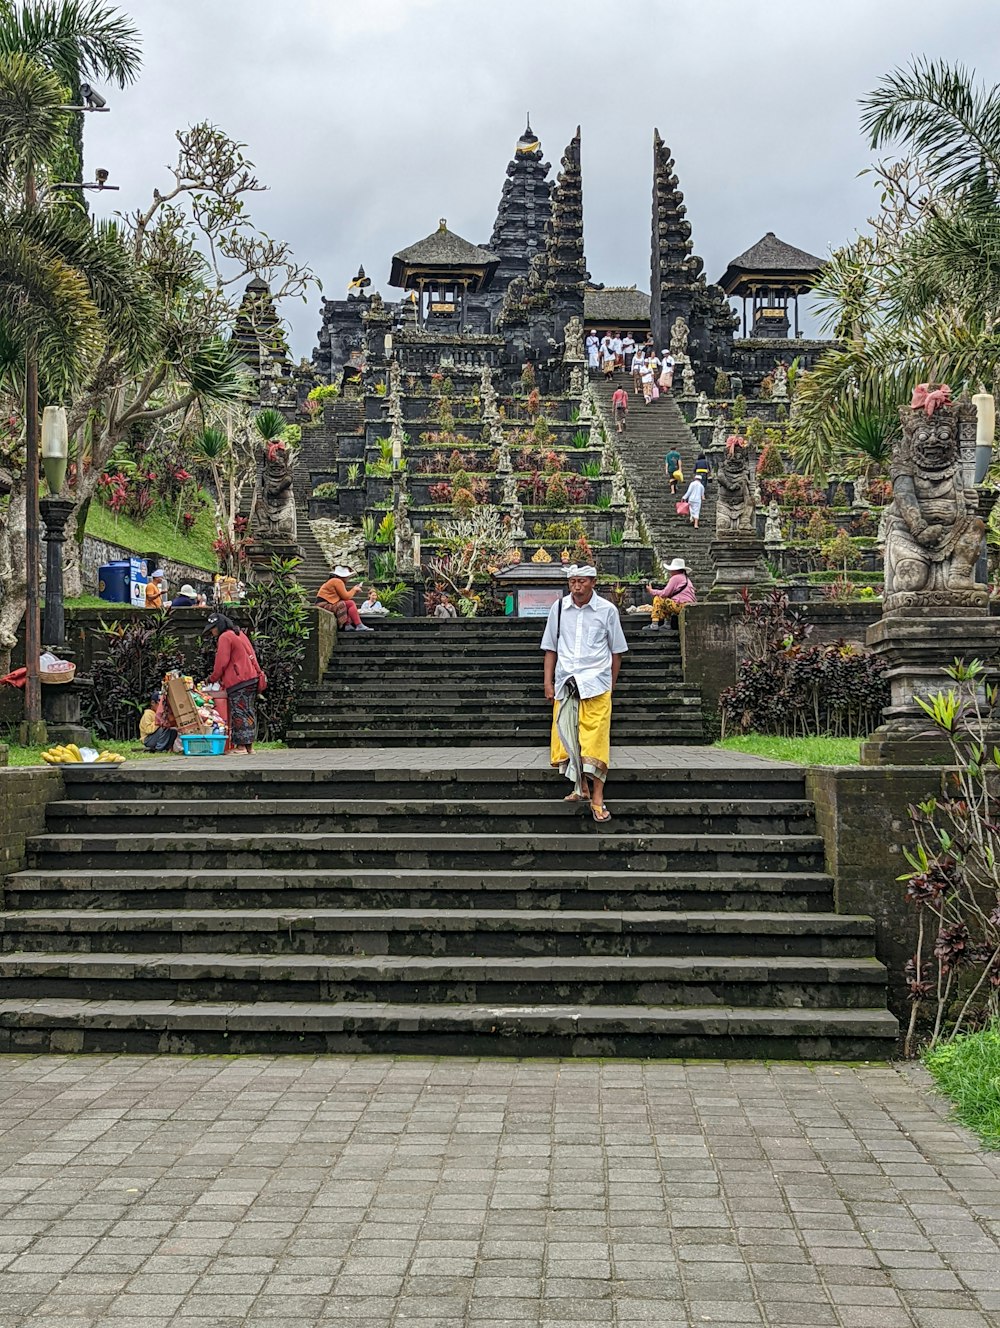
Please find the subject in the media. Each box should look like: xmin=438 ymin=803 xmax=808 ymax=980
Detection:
xmin=180 ymin=732 xmax=227 ymax=756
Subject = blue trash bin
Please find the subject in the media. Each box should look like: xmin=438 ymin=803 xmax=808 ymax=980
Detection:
xmin=97 ymin=560 xmax=131 ymax=603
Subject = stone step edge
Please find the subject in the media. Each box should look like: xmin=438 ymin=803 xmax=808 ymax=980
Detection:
xmin=6 ymin=867 xmax=833 ymax=886
xmin=0 ymin=908 xmax=875 ymax=934
xmin=45 ymin=797 xmax=816 ymax=817
xmin=0 ymin=951 xmax=889 ymax=982
xmin=0 ymin=998 xmax=900 ymax=1038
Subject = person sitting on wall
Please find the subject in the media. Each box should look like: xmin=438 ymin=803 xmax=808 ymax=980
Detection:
xmin=642 ymin=558 xmax=696 ymax=631
xmin=169 ymin=583 xmax=201 ymax=608
xmin=144 ymin=569 xmax=166 ymax=608
xmin=317 ymin=566 xmax=373 ymax=632
xmin=359 ymin=588 xmax=388 ymax=617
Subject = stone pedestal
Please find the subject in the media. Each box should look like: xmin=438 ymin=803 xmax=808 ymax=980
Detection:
xmin=709 ymin=538 xmax=764 ymax=599
xmin=41 ymin=682 xmax=92 ymax=747
xmin=40 ymin=496 xmax=74 ymax=649
xmin=247 ymin=542 xmax=301 ymax=581
xmin=860 ymin=610 xmax=1000 ymax=765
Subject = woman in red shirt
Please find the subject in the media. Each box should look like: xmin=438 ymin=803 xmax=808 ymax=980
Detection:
xmin=204 ymin=613 xmax=266 ymax=753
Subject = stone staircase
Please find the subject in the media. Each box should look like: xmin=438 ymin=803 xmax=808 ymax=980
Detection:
xmin=285 ymin=618 xmax=708 ymax=747
xmin=0 ymin=758 xmax=898 ymax=1058
xmin=593 ymin=378 xmax=716 ymax=590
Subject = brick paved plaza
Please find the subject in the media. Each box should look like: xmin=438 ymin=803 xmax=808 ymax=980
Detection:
xmin=1 ymin=1055 xmax=998 ymax=1327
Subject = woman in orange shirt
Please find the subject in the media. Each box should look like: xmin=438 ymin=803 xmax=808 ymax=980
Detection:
xmin=316 ymin=566 xmax=373 ymax=632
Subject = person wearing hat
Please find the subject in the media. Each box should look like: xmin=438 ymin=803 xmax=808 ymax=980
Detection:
xmin=144 ymin=569 xmax=166 ymax=609
xmin=202 ymin=612 xmax=266 ymax=753
xmin=643 ymin=558 xmax=697 ymax=631
xmin=540 ymin=564 xmax=628 ymax=824
xmin=316 ymin=566 xmax=373 ymax=631
xmin=169 ymin=583 xmax=201 ymax=608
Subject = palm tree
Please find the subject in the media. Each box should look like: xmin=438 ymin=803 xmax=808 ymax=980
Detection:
xmin=0 ymin=1 xmax=142 ymax=196
xmin=797 ymin=59 xmax=1000 ymax=475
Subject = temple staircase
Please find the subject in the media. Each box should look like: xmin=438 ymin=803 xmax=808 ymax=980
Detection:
xmin=593 ymin=378 xmax=715 ymax=590
xmin=0 ymin=757 xmax=898 ymax=1058
xmin=285 ymin=618 xmax=707 ymax=747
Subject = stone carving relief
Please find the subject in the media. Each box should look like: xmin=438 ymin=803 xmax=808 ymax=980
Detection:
xmin=715 ymin=440 xmax=756 ymax=538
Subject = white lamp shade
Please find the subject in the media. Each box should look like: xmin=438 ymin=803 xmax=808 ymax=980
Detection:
xmin=974 ymin=392 xmax=996 ymax=448
xmin=391 ymin=438 xmax=402 ymax=460
xmin=40 ymin=406 xmax=68 ymax=494
xmin=41 ymin=406 xmax=68 ymax=460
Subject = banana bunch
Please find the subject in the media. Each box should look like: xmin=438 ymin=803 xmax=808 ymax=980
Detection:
xmin=39 ymin=744 xmax=125 ymax=765
xmin=40 ymin=743 xmax=84 ymax=764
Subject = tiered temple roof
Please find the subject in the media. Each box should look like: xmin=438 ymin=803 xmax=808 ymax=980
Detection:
xmin=487 ymin=117 xmax=553 ymax=294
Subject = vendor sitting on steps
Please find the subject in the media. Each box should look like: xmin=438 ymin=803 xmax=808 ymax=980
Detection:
xmin=643 ymin=558 xmax=696 ymax=630
xmin=316 ymin=566 xmax=374 ymax=632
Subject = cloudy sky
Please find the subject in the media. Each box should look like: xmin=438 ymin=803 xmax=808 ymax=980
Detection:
xmin=86 ymin=0 xmax=1000 ymax=357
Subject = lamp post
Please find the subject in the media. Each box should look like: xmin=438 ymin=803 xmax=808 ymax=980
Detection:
xmin=39 ymin=407 xmax=71 ymax=649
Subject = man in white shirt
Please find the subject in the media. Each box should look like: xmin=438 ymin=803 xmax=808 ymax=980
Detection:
xmin=540 ymin=565 xmax=628 ymax=823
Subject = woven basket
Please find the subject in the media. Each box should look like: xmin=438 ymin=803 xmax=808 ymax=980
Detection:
xmin=40 ymin=664 xmax=76 ymax=686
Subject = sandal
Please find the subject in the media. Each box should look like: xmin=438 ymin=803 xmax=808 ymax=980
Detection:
xmin=564 ymin=792 xmax=591 ymax=803
xmin=591 ymin=804 xmax=612 ymax=823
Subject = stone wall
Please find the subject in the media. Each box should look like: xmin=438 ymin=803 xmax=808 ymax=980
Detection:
xmin=80 ymin=535 xmax=213 ymax=598
xmin=682 ymin=601 xmax=882 ymax=714
xmin=806 ymin=764 xmax=942 ymax=1020
xmin=0 ymin=767 xmax=63 ymax=899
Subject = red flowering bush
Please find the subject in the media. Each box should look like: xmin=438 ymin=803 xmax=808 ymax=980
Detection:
xmin=428 ymin=481 xmax=453 ymax=503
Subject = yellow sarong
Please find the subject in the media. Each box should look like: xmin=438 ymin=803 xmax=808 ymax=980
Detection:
xmin=551 ymin=690 xmax=613 ymax=789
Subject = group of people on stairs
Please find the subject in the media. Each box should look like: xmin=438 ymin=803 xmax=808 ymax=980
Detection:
xmin=585 ymin=330 xmax=676 ymax=406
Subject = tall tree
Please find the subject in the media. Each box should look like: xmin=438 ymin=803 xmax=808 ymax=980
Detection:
xmin=0 ymin=1 xmax=141 ymax=197
xmin=796 ymin=59 xmax=1000 ymax=476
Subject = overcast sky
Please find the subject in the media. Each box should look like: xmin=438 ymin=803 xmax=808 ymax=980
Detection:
xmin=86 ymin=0 xmax=1000 ymax=358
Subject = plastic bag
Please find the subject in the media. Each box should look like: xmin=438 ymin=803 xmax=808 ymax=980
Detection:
xmin=676 ymin=500 xmax=690 ymax=516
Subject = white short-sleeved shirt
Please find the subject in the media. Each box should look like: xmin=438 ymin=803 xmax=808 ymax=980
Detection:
xmin=540 ymin=592 xmax=629 ymax=699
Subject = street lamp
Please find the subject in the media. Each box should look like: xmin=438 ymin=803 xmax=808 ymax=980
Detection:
xmin=39 ymin=408 xmax=72 ymax=650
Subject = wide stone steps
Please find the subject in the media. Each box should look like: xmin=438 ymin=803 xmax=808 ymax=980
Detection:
xmin=0 ymin=909 xmax=875 ymax=958
xmin=593 ymin=380 xmax=716 ymax=587
xmin=0 ymin=758 xmax=898 ymax=1057
xmin=24 ymin=830 xmax=828 ymax=873
xmin=289 ymin=617 xmax=706 ymax=748
xmin=4 ymin=868 xmax=836 ymax=912
xmin=52 ymin=764 xmax=818 ymax=802
xmin=44 ymin=797 xmax=818 ymax=836
xmin=0 ymin=998 xmax=897 ymax=1059
xmin=0 ymin=950 xmax=888 ymax=1009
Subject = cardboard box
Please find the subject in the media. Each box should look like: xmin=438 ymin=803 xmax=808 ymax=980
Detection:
xmin=165 ymin=676 xmax=203 ymax=735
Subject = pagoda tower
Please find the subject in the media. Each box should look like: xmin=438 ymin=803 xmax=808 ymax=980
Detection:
xmin=233 ymin=276 xmax=294 ymax=405
xmin=471 ymin=118 xmax=552 ymax=329
xmin=650 ymin=130 xmax=736 ymax=374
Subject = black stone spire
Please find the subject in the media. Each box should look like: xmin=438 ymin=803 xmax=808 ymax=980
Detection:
xmin=477 ymin=117 xmax=552 ymax=324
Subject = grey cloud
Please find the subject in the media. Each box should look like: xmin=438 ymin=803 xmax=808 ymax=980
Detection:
xmin=87 ymin=0 xmax=1000 ymax=356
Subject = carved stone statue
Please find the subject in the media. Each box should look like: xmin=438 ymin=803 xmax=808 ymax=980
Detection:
xmin=563 ymin=315 xmax=585 ymax=363
xmin=884 ymin=395 xmax=986 ymax=612
xmin=257 ymin=442 xmax=297 ymax=543
xmin=601 ymin=437 xmax=616 ymax=475
xmin=852 ymin=473 xmax=870 ymax=508
xmin=681 ymin=362 xmax=696 ymax=397
xmin=764 ymin=499 xmax=784 ymax=546
xmin=715 ymin=441 xmax=756 ymax=538
xmin=622 ymin=499 xmax=641 ymax=546
xmin=695 ymin=391 xmax=710 ymax=423
xmin=712 ymin=414 xmax=727 ymax=449
xmin=569 ymin=365 xmax=584 ymax=397
xmin=730 ymin=374 xmax=744 ymax=398
xmin=395 ymin=491 xmax=414 ymax=571
xmin=496 ymin=433 xmax=512 ymax=474
xmin=480 ymin=364 xmax=499 ymax=423
xmin=501 ymin=472 xmax=518 ymax=507
xmin=771 ymin=374 xmax=788 ymax=401
xmin=509 ymin=494 xmax=527 ymax=542
xmin=589 ymin=418 xmax=604 ymax=450
xmin=578 ymin=386 xmax=594 ymax=424
xmin=611 ymin=471 xmax=627 ymax=509
xmin=670 ymin=315 xmax=689 ymax=358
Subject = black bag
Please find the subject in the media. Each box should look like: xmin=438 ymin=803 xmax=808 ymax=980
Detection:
xmin=555 ymin=595 xmax=581 ymax=698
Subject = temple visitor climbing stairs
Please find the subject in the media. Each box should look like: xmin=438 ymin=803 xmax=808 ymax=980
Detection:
xmin=0 ymin=757 xmax=898 ymax=1058
xmin=593 ymin=379 xmax=715 ymax=589
xmin=286 ymin=618 xmax=707 ymax=747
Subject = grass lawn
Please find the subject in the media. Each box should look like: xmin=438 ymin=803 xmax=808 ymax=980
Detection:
xmin=924 ymin=1023 xmax=1000 ymax=1149
xmin=715 ymin=734 xmax=863 ymax=766
xmin=63 ymin=594 xmax=114 ymax=610
xmin=3 ymin=739 xmax=287 ymax=768
xmin=85 ymin=495 xmax=219 ymax=573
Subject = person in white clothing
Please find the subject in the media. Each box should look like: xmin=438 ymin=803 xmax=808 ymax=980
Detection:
xmin=541 ymin=564 xmax=628 ymax=823
xmin=586 ymin=331 xmax=600 ymax=371
xmin=682 ymin=475 xmax=705 ymax=528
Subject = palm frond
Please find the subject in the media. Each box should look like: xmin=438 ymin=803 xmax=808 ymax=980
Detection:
xmin=859 ymin=57 xmax=1000 ymax=194
xmin=0 ymin=1 xmax=142 ymax=88
xmin=188 ymin=425 xmax=229 ymax=463
xmin=0 ymin=49 xmax=69 ymax=177
xmin=253 ymin=407 xmax=286 ymax=443
xmin=182 ymin=336 xmax=249 ymax=404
